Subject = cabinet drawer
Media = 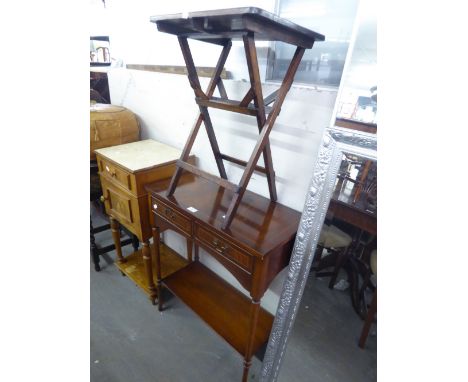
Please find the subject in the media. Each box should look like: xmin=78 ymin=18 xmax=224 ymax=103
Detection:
xmin=101 ymin=179 xmax=138 ymax=232
xmin=151 ymin=198 xmax=192 ymax=235
xmin=99 ymin=158 xmax=133 ymax=192
xmin=196 ymin=225 xmax=252 ymax=272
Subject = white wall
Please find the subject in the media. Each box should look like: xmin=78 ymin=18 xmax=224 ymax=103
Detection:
xmin=93 ymin=0 xmax=338 ymax=314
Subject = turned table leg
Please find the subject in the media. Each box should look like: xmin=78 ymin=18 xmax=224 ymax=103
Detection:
xmin=142 ymin=240 xmax=157 ymax=305
xmin=152 ymin=226 xmax=163 ymax=311
xmin=242 ymin=299 xmax=261 ymax=382
xmin=194 ymin=244 xmax=199 ymax=262
xmin=110 ymin=217 xmax=126 ymax=264
xmin=187 ymin=238 xmax=193 ymax=262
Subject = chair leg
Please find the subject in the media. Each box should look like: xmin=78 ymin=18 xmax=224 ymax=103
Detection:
xmin=315 ymin=250 xmax=337 ymax=273
xmin=90 ymin=217 xmax=101 ymax=272
xmin=359 ymin=289 xmax=377 ymax=348
xmin=328 ymin=247 xmax=349 ymax=289
xmin=310 ymin=245 xmax=325 ymax=271
xmin=357 ymin=260 xmax=373 ymax=317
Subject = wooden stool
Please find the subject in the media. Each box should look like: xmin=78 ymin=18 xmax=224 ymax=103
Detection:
xmin=315 ymin=224 xmax=353 ymax=289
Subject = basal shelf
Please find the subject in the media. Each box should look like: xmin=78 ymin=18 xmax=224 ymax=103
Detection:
xmin=115 ymin=243 xmax=188 ymax=297
xmin=164 ymin=261 xmax=274 ymax=356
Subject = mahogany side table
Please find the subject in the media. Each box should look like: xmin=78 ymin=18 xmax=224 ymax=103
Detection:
xmin=147 ymin=174 xmax=300 ymax=381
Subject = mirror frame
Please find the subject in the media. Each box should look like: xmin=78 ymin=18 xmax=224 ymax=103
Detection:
xmin=260 ymin=133 xmax=343 ymax=382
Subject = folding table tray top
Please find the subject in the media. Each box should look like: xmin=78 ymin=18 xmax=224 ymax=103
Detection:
xmin=150 ymin=7 xmax=325 ymax=47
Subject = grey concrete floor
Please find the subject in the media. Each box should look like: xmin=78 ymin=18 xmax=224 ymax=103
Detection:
xmin=91 ymin=209 xmax=376 ymax=382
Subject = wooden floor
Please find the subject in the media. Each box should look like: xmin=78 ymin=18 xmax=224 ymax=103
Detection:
xmin=91 ymin=209 xmax=376 ymax=382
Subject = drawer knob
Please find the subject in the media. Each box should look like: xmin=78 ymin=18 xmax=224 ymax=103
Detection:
xmin=106 ymin=166 xmax=116 ymax=177
xmin=100 ymin=195 xmax=108 ymax=202
xmin=165 ymin=208 xmax=176 ymax=220
xmin=212 ymin=238 xmax=227 ymax=254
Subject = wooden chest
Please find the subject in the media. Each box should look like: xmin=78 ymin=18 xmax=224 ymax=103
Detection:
xmin=90 ymin=103 xmax=140 ymax=160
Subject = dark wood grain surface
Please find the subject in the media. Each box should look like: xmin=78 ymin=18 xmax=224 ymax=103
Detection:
xmin=146 ymin=173 xmax=301 ymax=257
xmin=328 ymin=199 xmax=376 ymax=235
xmin=164 ymin=261 xmax=274 ymax=356
xmin=150 ymin=7 xmax=325 ymax=48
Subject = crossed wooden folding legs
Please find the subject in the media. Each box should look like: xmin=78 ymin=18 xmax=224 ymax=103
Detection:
xmin=166 ymin=33 xmax=309 ymax=230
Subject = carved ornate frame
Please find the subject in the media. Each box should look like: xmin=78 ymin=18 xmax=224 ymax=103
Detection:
xmin=327 ymin=125 xmax=377 ymax=160
xmin=260 ymin=133 xmax=343 ymax=382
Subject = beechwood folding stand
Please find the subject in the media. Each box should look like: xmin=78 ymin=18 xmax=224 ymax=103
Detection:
xmin=151 ymin=7 xmax=325 ymax=230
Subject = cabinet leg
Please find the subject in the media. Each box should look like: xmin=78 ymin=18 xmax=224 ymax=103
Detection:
xmin=90 ymin=217 xmax=100 ymax=272
xmin=243 ymin=299 xmax=261 ymax=382
xmin=152 ymin=226 xmax=163 ymax=311
xmin=142 ymin=240 xmax=157 ymax=305
xmin=131 ymin=234 xmax=139 ymax=252
xmin=110 ymin=217 xmax=126 ymax=264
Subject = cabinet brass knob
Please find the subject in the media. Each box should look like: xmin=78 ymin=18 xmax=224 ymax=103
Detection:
xmin=100 ymin=195 xmax=108 ymax=202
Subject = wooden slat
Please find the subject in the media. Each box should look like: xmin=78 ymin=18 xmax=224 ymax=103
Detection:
xmin=220 ymin=154 xmax=267 ymax=175
xmin=199 ymin=106 xmax=228 ymax=179
xmin=217 ymin=78 xmax=228 ymax=99
xmin=206 ymin=43 xmax=232 ymax=96
xmin=196 ymin=97 xmax=273 ymax=116
xmin=178 ymin=37 xmax=226 ymax=179
xmin=177 ymin=160 xmax=239 ymax=193
xmin=222 ymin=45 xmax=307 ymax=229
xmin=167 ymin=42 xmax=232 ymax=196
xmin=263 ymin=90 xmax=279 ymax=106
xmin=239 ymin=88 xmax=255 ymax=107
xmin=243 ymin=33 xmax=277 ymax=201
xmin=126 ymin=64 xmax=230 ymax=79
xmin=178 ymin=37 xmax=208 ymax=99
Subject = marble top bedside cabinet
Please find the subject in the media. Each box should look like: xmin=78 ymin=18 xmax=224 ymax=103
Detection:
xmin=95 ymin=139 xmax=194 ymax=303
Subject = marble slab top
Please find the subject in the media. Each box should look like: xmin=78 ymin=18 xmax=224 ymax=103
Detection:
xmin=94 ymin=139 xmax=182 ymax=173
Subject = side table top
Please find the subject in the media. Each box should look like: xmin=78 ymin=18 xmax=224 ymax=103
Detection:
xmin=150 ymin=7 xmax=325 ymax=48
xmin=94 ymin=139 xmax=182 ymax=173
xmin=146 ymin=173 xmax=301 ymax=257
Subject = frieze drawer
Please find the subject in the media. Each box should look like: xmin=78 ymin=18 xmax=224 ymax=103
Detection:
xmin=195 ymin=224 xmax=252 ymax=272
xmin=152 ymin=198 xmax=192 ymax=235
xmin=99 ymin=158 xmax=133 ymax=192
